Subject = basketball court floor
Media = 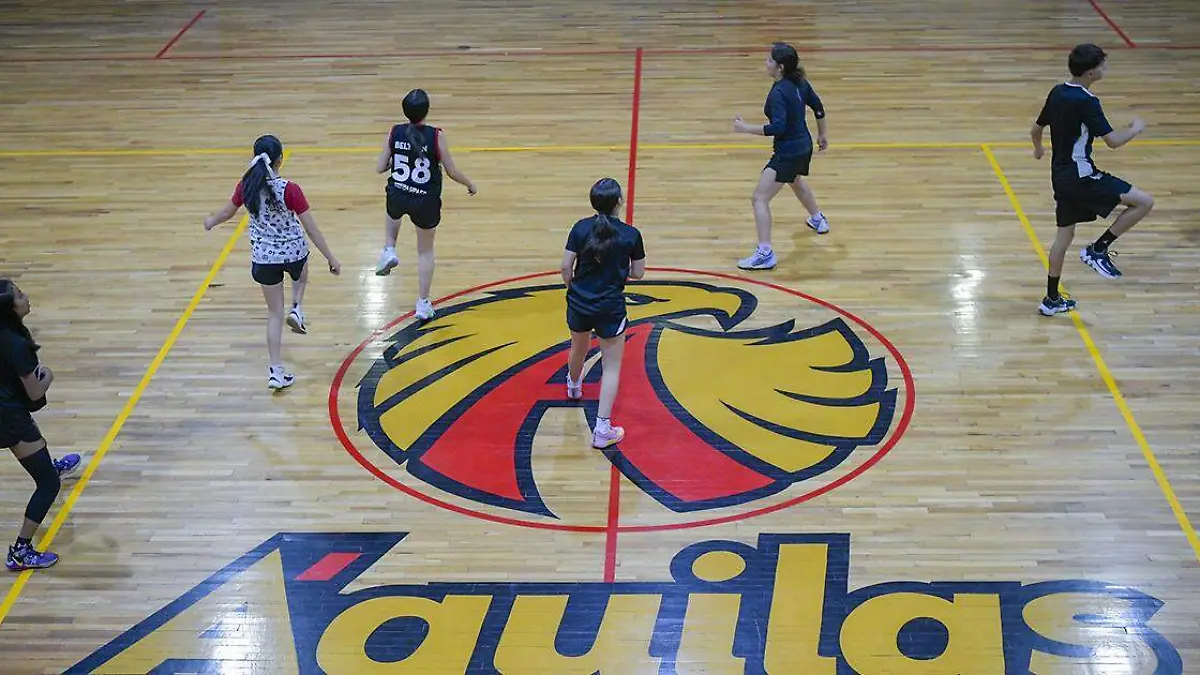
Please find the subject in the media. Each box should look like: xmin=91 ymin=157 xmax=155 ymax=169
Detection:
xmin=0 ymin=1 xmax=1198 ymax=672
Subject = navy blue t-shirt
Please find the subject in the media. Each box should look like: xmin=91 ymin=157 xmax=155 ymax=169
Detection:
xmin=0 ymin=326 xmax=43 ymax=411
xmin=565 ymin=215 xmax=645 ymax=316
xmin=763 ymin=77 xmax=825 ymax=156
xmin=1035 ymin=82 xmax=1114 ymax=183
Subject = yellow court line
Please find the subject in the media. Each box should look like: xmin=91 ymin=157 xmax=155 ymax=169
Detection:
xmin=0 ymin=151 xmax=285 ymax=627
xmin=1 ymin=138 xmax=1198 ymax=158
xmin=980 ymin=143 xmax=1200 ymax=564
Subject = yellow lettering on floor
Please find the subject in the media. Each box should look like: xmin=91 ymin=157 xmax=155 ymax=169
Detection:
xmin=840 ymin=592 xmax=1005 ymax=674
xmin=96 ymin=550 xmax=298 ymax=674
xmin=316 ymin=595 xmax=491 ymax=674
xmin=493 ymin=594 xmax=663 ymax=672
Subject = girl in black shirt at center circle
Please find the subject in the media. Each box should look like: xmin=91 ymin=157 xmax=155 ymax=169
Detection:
xmin=560 ymin=179 xmax=646 ymax=450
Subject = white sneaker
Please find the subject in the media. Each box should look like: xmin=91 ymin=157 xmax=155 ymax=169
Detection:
xmin=566 ymin=376 xmax=582 ymax=400
xmin=376 ymin=248 xmax=399 ymax=276
xmin=737 ymin=247 xmax=777 ymax=270
xmin=268 ymin=366 xmax=295 ymax=391
xmin=806 ymin=213 xmax=830 ymax=234
xmin=415 ymin=297 xmax=435 ymax=321
xmin=286 ymin=307 xmax=307 ymax=334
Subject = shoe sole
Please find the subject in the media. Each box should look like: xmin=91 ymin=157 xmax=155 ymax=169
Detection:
xmin=376 ymin=260 xmax=399 ymax=276
xmin=737 ymin=261 xmax=777 ymax=270
xmin=592 ymin=430 xmax=625 ymax=449
xmin=286 ymin=315 xmax=307 ymax=334
xmin=806 ymin=220 xmax=829 ymax=234
xmin=7 ymin=559 xmax=57 ymax=571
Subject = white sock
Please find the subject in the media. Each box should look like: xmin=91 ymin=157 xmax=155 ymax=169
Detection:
xmin=596 ymin=416 xmax=612 ymax=433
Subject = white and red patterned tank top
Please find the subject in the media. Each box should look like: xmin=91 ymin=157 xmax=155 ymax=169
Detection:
xmin=232 ymin=177 xmax=311 ymax=265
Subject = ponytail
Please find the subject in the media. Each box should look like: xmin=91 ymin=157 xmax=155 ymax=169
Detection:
xmin=581 ymin=177 xmax=623 ymax=263
xmin=581 ymin=212 xmax=617 ymax=264
xmin=241 ymin=134 xmax=284 ymax=218
xmin=402 ymin=88 xmax=432 ymax=160
xmin=405 ymin=124 xmax=427 ymax=160
xmin=771 ymin=42 xmax=806 ymax=83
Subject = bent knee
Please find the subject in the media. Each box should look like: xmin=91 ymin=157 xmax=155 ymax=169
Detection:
xmin=1124 ymin=188 xmax=1154 ymax=210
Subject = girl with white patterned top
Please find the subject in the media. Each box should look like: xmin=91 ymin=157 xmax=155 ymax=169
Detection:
xmin=203 ymin=135 xmax=341 ymax=390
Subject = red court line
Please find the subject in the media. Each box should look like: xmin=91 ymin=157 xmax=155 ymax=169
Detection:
xmin=1087 ymin=0 xmax=1137 ymax=48
xmin=602 ymin=467 xmax=622 ymax=583
xmin=155 ymin=9 xmax=207 ymax=59
xmin=6 ymin=42 xmax=1199 ymax=65
xmin=295 ymin=552 xmax=361 ymax=581
xmin=602 ymin=46 xmax=644 ymax=584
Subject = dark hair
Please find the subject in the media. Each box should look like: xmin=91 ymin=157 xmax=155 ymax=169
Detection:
xmin=240 ymin=134 xmax=284 ymax=218
xmin=1068 ymin=43 xmax=1107 ymax=77
xmin=771 ymin=42 xmax=806 ymax=83
xmin=402 ymin=89 xmax=431 ymax=160
xmin=0 ymin=279 xmax=36 ymax=349
xmin=581 ymin=178 xmax=623 ymax=264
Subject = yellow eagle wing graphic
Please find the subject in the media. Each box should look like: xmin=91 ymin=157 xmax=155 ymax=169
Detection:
xmin=653 ymin=318 xmax=894 ymax=476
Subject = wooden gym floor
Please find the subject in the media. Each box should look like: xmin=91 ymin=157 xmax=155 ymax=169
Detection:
xmin=0 ymin=1 xmax=1198 ymax=672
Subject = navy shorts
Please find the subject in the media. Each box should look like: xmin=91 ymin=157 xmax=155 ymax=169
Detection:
xmin=766 ymin=151 xmax=812 ymax=183
xmin=386 ymin=187 xmax=442 ymax=229
xmin=252 ymin=255 xmax=308 ymax=286
xmin=1054 ymin=171 xmax=1132 ymax=227
xmin=566 ymin=307 xmax=627 ymax=339
xmin=0 ymin=406 xmax=42 ymax=449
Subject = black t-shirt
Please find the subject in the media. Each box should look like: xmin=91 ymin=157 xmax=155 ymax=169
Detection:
xmin=0 ymin=326 xmax=43 ymax=411
xmin=763 ymin=78 xmax=825 ymax=156
xmin=1035 ymin=82 xmax=1114 ymax=183
xmin=565 ymin=215 xmax=645 ymax=316
xmin=386 ymin=123 xmax=443 ymax=198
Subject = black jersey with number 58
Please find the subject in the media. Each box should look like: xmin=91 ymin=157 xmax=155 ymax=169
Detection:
xmin=387 ymin=123 xmax=443 ymax=198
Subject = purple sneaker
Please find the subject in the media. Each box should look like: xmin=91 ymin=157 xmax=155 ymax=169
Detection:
xmin=6 ymin=544 xmax=58 ymax=571
xmin=54 ymin=453 xmax=81 ymax=478
xmin=592 ymin=424 xmax=625 ymax=449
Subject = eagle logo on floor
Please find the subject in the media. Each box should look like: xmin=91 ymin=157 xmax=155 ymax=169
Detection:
xmin=353 ymin=278 xmax=899 ymax=518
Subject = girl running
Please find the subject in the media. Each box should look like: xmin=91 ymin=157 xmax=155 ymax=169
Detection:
xmin=204 ymin=135 xmax=341 ymax=390
xmin=560 ymin=178 xmax=646 ymax=449
xmin=733 ymin=42 xmax=830 ymax=270
xmin=374 ymin=88 xmax=477 ymax=321
xmin=0 ymin=279 xmax=81 ymax=571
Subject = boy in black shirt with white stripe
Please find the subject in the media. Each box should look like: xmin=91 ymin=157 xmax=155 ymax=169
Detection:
xmin=1031 ymin=43 xmax=1154 ymax=316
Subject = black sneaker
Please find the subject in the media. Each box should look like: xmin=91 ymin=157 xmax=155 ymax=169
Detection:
xmin=1039 ymin=295 xmax=1078 ymax=316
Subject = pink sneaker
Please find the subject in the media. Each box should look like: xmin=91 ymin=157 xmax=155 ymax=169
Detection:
xmin=592 ymin=424 xmax=625 ymax=449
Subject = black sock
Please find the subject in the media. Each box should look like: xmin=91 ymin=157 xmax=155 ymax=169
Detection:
xmin=1093 ymin=229 xmax=1118 ymax=253
xmin=1047 ymin=276 xmax=1060 ymax=300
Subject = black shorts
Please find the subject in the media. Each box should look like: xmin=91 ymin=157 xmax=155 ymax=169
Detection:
xmin=766 ymin=151 xmax=812 ymax=183
xmin=386 ymin=187 xmax=442 ymax=229
xmin=251 ymin=256 xmax=308 ymax=286
xmin=566 ymin=307 xmax=628 ymax=339
xmin=1053 ymin=171 xmax=1132 ymax=227
xmin=0 ymin=406 xmax=42 ymax=449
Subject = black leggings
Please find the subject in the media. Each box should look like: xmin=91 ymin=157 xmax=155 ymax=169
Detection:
xmin=19 ymin=448 xmax=60 ymax=524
